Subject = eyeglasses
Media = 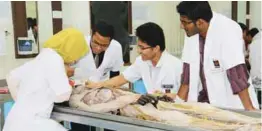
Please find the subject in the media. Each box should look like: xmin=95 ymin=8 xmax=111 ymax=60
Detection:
xmin=180 ymin=20 xmax=193 ymax=26
xmin=91 ymin=39 xmax=110 ymax=49
xmin=137 ymin=46 xmax=153 ymax=51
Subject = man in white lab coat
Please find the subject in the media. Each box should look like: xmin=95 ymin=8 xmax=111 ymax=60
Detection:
xmin=249 ymin=31 xmax=261 ymax=107
xmin=176 ymin=1 xmax=259 ymax=110
xmin=87 ymin=22 xmax=183 ymax=104
xmin=68 ymin=21 xmax=123 ymax=131
xmin=72 ymin=21 xmax=123 ymax=82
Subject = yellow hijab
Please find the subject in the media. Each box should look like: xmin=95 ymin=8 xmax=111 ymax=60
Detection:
xmin=43 ymin=28 xmax=89 ymax=63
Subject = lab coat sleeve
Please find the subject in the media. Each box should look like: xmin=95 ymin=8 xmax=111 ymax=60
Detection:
xmin=181 ymin=34 xmax=196 ymax=64
xmin=45 ymin=55 xmax=72 ymax=103
xmin=172 ymin=58 xmax=183 ymax=93
xmin=5 ymin=65 xmax=26 ymax=101
xmin=74 ymin=54 xmax=92 ymax=79
xmin=222 ymin=25 xmax=245 ymax=70
xmin=112 ymin=43 xmax=124 ymax=72
xmin=122 ymin=58 xmax=142 ymax=83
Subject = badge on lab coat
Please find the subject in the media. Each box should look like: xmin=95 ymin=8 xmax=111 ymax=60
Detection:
xmin=162 ymin=84 xmax=174 ymax=93
xmin=213 ymin=60 xmax=220 ymax=68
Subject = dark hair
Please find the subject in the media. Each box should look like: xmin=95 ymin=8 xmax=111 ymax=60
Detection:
xmin=238 ymin=22 xmax=248 ymax=32
xmin=27 ymin=18 xmax=37 ymax=30
xmin=27 ymin=17 xmax=33 ymax=30
xmin=136 ymin=22 xmax=165 ymax=51
xmin=177 ymin=1 xmax=213 ymax=23
xmin=247 ymin=28 xmax=259 ymax=37
xmin=92 ymin=20 xmax=114 ymax=40
xmin=32 ymin=18 xmax=37 ymax=27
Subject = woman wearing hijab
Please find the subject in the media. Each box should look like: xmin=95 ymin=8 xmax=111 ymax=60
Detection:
xmin=3 ymin=28 xmax=89 ymax=131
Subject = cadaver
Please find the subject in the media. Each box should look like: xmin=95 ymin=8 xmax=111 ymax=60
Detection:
xmin=69 ymin=86 xmax=261 ymax=131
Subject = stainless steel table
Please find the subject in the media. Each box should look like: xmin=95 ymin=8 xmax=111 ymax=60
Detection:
xmin=51 ymin=106 xmax=262 ymax=131
xmin=51 ymin=106 xmax=204 ymax=131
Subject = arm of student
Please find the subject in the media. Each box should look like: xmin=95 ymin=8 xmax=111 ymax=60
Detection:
xmin=226 ymin=64 xmax=255 ymax=110
xmin=177 ymin=63 xmax=190 ymax=101
xmin=86 ymin=74 xmax=128 ymax=88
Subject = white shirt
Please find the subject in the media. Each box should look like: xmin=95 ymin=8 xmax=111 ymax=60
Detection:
xmin=74 ymin=36 xmax=123 ymax=82
xmin=4 ymin=48 xmax=70 ymax=131
xmin=123 ymin=51 xmax=182 ymax=94
xmin=249 ymin=32 xmax=261 ymax=79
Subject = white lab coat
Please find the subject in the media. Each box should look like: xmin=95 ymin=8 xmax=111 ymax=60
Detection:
xmin=3 ymin=48 xmax=72 ymax=131
xmin=74 ymin=36 xmax=123 ymax=82
xmin=182 ymin=12 xmax=259 ymax=109
xmin=249 ymin=32 xmax=261 ymax=80
xmin=123 ymin=51 xmax=182 ymax=94
xmin=27 ymin=28 xmax=38 ymax=54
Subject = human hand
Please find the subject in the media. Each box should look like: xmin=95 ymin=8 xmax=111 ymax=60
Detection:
xmin=165 ymin=93 xmax=176 ymax=99
xmin=158 ymin=95 xmax=174 ymax=102
xmin=65 ymin=64 xmax=75 ymax=77
xmin=85 ymin=80 xmax=103 ymax=89
xmin=137 ymin=94 xmax=158 ymax=108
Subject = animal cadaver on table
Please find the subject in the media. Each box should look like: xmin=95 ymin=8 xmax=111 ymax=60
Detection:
xmin=69 ymin=86 xmax=261 ymax=131
xmin=69 ymin=86 xmax=140 ymax=113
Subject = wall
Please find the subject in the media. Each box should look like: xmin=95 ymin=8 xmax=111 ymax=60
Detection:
xmin=0 ymin=1 xmax=53 ymax=79
xmin=62 ymin=1 xmax=91 ymax=36
xmin=132 ymin=1 xmax=184 ymax=59
xmin=0 ymin=1 xmax=260 ymax=79
xmin=209 ymin=1 xmax=232 ymax=18
xmin=250 ymin=1 xmax=261 ymax=30
xmin=131 ymin=1 xmax=232 ymax=60
xmin=26 ymin=1 xmax=37 ymax=18
xmin=237 ymin=1 xmax=246 ymax=24
xmin=0 ymin=1 xmax=29 ymax=79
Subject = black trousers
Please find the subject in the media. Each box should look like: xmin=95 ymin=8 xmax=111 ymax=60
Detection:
xmin=70 ymin=123 xmax=114 ymax=131
xmin=55 ymin=102 xmax=114 ymax=131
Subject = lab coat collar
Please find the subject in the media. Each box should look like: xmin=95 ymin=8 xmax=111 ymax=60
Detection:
xmin=146 ymin=50 xmax=166 ymax=68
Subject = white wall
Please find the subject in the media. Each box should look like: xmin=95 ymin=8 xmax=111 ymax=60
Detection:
xmin=132 ymin=1 xmax=184 ymax=59
xmin=26 ymin=1 xmax=37 ymax=18
xmin=0 ymin=1 xmax=30 ymax=79
xmin=0 ymin=1 xmax=260 ymax=79
xmin=209 ymin=1 xmax=232 ymax=19
xmin=38 ymin=1 xmax=53 ymax=49
xmin=0 ymin=1 xmax=53 ymax=79
xmin=62 ymin=1 xmax=91 ymax=36
xmin=250 ymin=1 xmax=261 ymax=30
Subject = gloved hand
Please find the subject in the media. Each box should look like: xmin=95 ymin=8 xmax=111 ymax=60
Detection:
xmin=157 ymin=95 xmax=174 ymax=102
xmin=137 ymin=94 xmax=158 ymax=107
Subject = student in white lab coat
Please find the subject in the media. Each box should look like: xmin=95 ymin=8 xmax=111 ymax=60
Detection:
xmin=87 ymin=22 xmax=183 ymax=104
xmin=68 ymin=21 xmax=123 ymax=131
xmin=72 ymin=21 xmax=123 ymax=82
xmin=249 ymin=32 xmax=261 ymax=86
xmin=176 ymin=1 xmax=259 ymax=110
xmin=3 ymin=28 xmax=89 ymax=131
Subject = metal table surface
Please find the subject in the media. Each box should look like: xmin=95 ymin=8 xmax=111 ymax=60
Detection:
xmin=52 ymin=106 xmax=205 ymax=131
xmin=52 ymin=106 xmax=262 ymax=131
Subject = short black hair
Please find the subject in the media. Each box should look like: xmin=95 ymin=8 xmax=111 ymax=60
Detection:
xmin=27 ymin=18 xmax=37 ymax=30
xmin=177 ymin=1 xmax=213 ymax=23
xmin=136 ymin=22 xmax=165 ymax=51
xmin=238 ymin=22 xmax=248 ymax=32
xmin=247 ymin=28 xmax=259 ymax=37
xmin=92 ymin=20 xmax=114 ymax=40
xmin=32 ymin=18 xmax=37 ymax=27
xmin=27 ymin=17 xmax=33 ymax=30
